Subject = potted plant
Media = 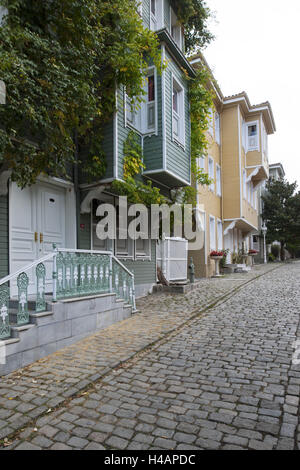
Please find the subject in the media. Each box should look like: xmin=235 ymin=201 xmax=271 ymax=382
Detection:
xmin=248 ymin=249 xmax=258 ymax=266
xmin=210 ymin=251 xmax=224 ymax=277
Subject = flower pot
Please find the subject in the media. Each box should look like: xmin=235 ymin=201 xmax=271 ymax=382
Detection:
xmin=210 ymin=256 xmax=223 ymax=277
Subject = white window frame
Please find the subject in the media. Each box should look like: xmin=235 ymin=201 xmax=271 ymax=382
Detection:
xmin=208 ymin=157 xmax=215 ymax=192
xmin=150 ymin=0 xmax=163 ymax=31
xmin=208 ymin=107 xmax=214 ymax=136
xmin=246 ymin=120 xmax=260 ymax=152
xmin=172 ymin=75 xmax=185 ymax=148
xmin=216 ymin=164 xmax=222 ymax=197
xmin=209 ymin=215 xmax=216 ymax=251
xmin=125 ymin=67 xmax=158 ymax=136
xmin=197 ymin=155 xmax=205 ymax=171
xmin=217 ymin=219 xmax=223 ymax=251
xmin=215 ymin=112 xmax=221 ymax=145
xmin=170 ymin=7 xmax=183 ymax=49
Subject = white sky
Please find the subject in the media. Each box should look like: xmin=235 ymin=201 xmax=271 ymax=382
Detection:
xmin=204 ymin=0 xmax=300 ymax=187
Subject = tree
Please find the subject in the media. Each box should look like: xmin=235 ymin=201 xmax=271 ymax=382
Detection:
xmin=0 ymin=0 xmax=213 ymax=190
xmin=0 ymin=0 xmax=162 ymax=187
xmin=262 ymin=178 xmax=300 ymax=260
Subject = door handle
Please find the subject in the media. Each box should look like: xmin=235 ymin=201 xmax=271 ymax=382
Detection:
xmin=34 ymin=232 xmax=38 ymax=243
xmin=40 ymin=233 xmax=43 ymax=244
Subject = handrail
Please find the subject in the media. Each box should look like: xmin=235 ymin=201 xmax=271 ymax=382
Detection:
xmin=58 ymin=248 xmax=113 ymax=255
xmin=0 ymin=252 xmax=55 ymax=287
xmin=111 ymin=255 xmax=134 ymax=278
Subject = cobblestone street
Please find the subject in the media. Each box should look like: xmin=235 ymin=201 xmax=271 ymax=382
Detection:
xmin=1 ymin=261 xmax=300 ymax=450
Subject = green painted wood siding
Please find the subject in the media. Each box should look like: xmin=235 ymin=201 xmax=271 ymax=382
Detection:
xmin=165 ymin=51 xmax=191 ymax=183
xmin=0 ymin=195 xmax=9 ymax=278
xmin=142 ymin=0 xmax=150 ymax=28
xmin=101 ymin=120 xmax=114 ymax=180
xmin=121 ymin=240 xmax=156 ymax=287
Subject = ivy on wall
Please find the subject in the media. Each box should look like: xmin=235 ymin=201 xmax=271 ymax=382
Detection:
xmin=0 ymin=0 xmax=162 ymax=187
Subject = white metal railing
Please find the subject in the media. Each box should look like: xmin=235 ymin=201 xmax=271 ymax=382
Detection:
xmin=0 ymin=245 xmax=136 ymax=340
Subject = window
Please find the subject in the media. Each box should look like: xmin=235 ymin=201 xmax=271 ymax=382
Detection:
xmin=197 ymin=155 xmax=205 ymax=171
xmin=215 ymin=112 xmax=220 ymax=145
xmin=172 ymin=77 xmax=185 ymax=146
xmin=208 ymin=108 xmax=214 ymax=136
xmin=217 ymin=220 xmax=223 ymax=250
xmin=247 ymin=122 xmax=259 ymax=151
xmin=208 ymin=157 xmax=214 ymax=192
xmin=242 ymin=119 xmax=246 ymax=150
xmin=150 ymin=0 xmax=162 ymax=31
xmin=247 ymin=181 xmax=251 ymax=204
xmin=216 ymin=164 xmax=221 ymax=197
xmin=262 ymin=123 xmax=268 ymax=157
xmin=209 ymin=216 xmax=216 ymax=251
xmin=125 ymin=68 xmax=157 ymax=135
xmin=170 ymin=8 xmax=182 ymax=49
xmin=254 ymin=190 xmax=257 ymax=211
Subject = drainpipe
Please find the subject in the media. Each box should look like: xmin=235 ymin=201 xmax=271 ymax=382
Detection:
xmin=74 ymin=129 xmax=80 ymax=249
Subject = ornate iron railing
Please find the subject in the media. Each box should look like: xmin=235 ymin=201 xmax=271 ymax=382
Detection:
xmin=0 ymin=246 xmax=135 ymax=340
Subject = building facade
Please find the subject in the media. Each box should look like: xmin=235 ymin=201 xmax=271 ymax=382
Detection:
xmin=0 ymin=0 xmax=193 ymax=298
xmin=189 ymin=54 xmax=276 ymax=277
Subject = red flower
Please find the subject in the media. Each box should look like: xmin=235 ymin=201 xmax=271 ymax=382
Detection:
xmin=210 ymin=250 xmax=224 ymax=257
xmin=248 ymin=249 xmax=258 ymax=254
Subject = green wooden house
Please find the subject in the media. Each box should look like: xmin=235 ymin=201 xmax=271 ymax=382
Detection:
xmin=0 ymin=0 xmax=194 ymax=298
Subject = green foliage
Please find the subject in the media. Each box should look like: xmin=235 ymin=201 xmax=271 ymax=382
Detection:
xmin=271 ymin=244 xmax=280 ymax=259
xmin=111 ymin=177 xmax=167 ymax=207
xmin=189 ymin=67 xmax=214 ymax=189
xmin=123 ymin=131 xmax=145 ymax=180
xmin=0 ymin=0 xmax=161 ymax=187
xmin=171 ymin=0 xmax=214 ymax=53
xmin=268 ymin=253 xmax=275 ymax=263
xmin=262 ymin=178 xmax=300 ymax=254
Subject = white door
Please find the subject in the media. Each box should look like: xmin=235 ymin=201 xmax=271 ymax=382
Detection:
xmin=10 ymin=181 xmax=66 ymax=295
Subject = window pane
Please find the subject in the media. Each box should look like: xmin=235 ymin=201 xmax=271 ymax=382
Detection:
xmin=173 ymin=89 xmax=178 ymax=113
xmin=151 ymin=0 xmax=156 ymax=15
xmin=148 ymin=75 xmax=155 ymax=102
xmin=248 ymin=125 xmax=257 ymax=136
xmin=148 ymin=103 xmax=155 ymax=129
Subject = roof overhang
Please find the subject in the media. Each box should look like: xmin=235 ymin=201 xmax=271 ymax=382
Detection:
xmin=223 ymin=92 xmax=276 ymax=134
xmin=246 ymin=165 xmax=268 ymax=187
xmin=224 ymin=218 xmax=258 ymax=234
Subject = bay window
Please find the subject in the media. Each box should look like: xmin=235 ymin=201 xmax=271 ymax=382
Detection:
xmin=150 ymin=0 xmax=163 ymax=31
xmin=170 ymin=8 xmax=183 ymax=50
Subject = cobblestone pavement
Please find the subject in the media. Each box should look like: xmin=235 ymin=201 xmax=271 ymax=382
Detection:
xmin=1 ymin=262 xmax=300 ymax=450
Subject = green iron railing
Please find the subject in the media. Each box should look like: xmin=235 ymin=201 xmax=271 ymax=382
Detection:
xmin=0 ymin=246 xmax=136 ymax=340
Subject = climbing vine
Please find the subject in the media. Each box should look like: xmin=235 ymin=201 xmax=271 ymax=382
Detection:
xmin=0 ymin=0 xmax=162 ymax=187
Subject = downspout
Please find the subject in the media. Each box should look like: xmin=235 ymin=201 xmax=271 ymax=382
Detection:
xmin=74 ymin=129 xmax=80 ymax=248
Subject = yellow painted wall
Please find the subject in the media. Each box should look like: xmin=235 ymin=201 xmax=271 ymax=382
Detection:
xmin=222 ymin=106 xmax=241 ymax=221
